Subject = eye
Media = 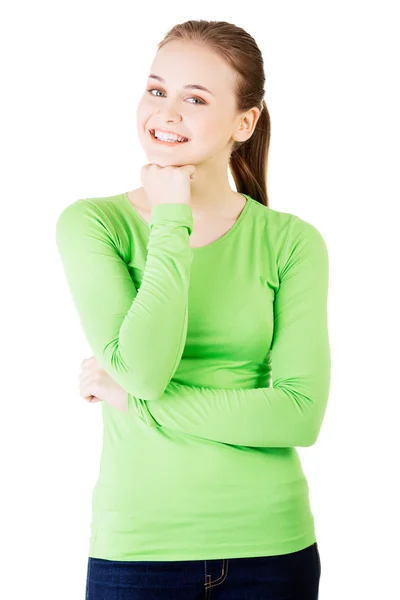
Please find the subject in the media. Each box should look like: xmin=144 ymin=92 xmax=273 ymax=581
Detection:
xmin=146 ymin=88 xmax=206 ymax=105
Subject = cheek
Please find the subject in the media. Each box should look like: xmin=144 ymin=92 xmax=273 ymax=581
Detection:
xmin=201 ymin=115 xmax=227 ymax=137
xmin=135 ymin=109 xmax=151 ymax=139
xmin=200 ymin=124 xmax=228 ymax=150
xmin=136 ymin=99 xmax=149 ymax=125
xmin=135 ymin=118 xmax=144 ymax=141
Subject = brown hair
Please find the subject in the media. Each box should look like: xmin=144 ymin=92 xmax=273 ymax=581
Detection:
xmin=157 ymin=20 xmax=271 ymax=207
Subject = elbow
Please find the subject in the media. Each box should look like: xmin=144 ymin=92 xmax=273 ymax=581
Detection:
xmin=142 ymin=389 xmax=165 ymax=402
xmin=115 ymin=366 xmax=169 ymax=401
xmin=295 ymin=430 xmax=318 ymax=448
xmin=115 ymin=358 xmax=168 ymax=401
xmin=301 ymin=429 xmax=319 ymax=448
xmin=133 ymin=369 xmax=178 ymax=401
xmin=129 ymin=376 xmax=167 ymax=402
xmin=290 ymin=387 xmax=328 ymax=447
xmin=103 ymin=348 xmax=169 ymax=401
xmin=130 ymin=381 xmax=165 ymax=402
xmin=298 ymin=414 xmax=325 ymax=447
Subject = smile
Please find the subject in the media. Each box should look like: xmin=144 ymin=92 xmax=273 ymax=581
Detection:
xmin=149 ymin=129 xmax=190 ymax=146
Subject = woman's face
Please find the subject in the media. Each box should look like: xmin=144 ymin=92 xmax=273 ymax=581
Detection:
xmin=136 ymin=40 xmax=240 ymax=168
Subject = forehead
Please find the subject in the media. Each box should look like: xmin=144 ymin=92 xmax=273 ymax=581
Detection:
xmin=149 ymin=41 xmax=236 ymax=92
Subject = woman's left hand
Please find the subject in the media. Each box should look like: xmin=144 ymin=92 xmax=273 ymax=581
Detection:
xmin=79 ymin=356 xmax=128 ymax=412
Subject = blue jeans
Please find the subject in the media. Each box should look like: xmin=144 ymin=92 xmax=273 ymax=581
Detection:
xmin=85 ymin=542 xmax=321 ymax=599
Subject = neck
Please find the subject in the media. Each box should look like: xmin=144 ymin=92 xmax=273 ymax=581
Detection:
xmin=139 ymin=156 xmax=241 ymax=219
xmin=179 ymin=160 xmax=236 ymax=219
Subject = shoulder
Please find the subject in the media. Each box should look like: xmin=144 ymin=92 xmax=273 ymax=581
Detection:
xmin=250 ymin=199 xmax=325 ymax=240
xmin=55 ymin=194 xmax=129 ymax=255
xmin=254 ymin=201 xmax=327 ymax=250
xmin=55 ymin=192 xmax=130 ymax=231
xmin=285 ymin=214 xmax=329 ymax=259
xmin=247 ymin=199 xmax=328 ymax=276
xmin=247 ymin=199 xmax=298 ymax=264
xmin=279 ymin=214 xmax=329 ymax=282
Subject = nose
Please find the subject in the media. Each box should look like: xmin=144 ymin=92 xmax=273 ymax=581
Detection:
xmin=159 ymin=113 xmax=182 ymax=124
xmin=155 ymin=103 xmax=182 ymax=123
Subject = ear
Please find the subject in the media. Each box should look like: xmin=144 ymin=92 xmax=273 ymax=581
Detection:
xmin=234 ymin=107 xmax=261 ymax=143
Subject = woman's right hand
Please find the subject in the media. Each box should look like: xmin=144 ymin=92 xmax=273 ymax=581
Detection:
xmin=140 ymin=163 xmax=196 ymax=208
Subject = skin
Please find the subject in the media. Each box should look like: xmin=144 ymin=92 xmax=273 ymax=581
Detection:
xmin=79 ymin=356 xmax=128 ymax=411
xmin=135 ymin=39 xmax=261 ymax=220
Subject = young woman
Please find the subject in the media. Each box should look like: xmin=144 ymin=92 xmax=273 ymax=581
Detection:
xmin=56 ymin=19 xmax=329 ymax=600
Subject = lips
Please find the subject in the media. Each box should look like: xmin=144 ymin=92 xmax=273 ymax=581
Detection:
xmin=149 ymin=129 xmax=190 ymax=142
xmin=148 ymin=130 xmax=190 ymax=147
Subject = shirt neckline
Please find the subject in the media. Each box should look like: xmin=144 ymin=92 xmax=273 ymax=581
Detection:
xmin=121 ymin=191 xmax=252 ymax=252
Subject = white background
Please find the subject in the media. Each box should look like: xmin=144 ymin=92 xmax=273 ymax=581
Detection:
xmin=1 ymin=1 xmax=399 ymax=598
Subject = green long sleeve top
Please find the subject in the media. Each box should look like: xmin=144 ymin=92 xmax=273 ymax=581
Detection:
xmin=55 ymin=191 xmax=330 ymax=561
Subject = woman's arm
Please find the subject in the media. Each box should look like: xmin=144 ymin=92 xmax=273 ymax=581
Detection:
xmin=131 ymin=217 xmax=331 ymax=448
xmin=56 ymin=198 xmax=194 ymax=401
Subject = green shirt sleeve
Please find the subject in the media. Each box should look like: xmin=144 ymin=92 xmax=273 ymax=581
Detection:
xmin=55 ymin=199 xmax=194 ymax=401
xmin=133 ymin=217 xmax=331 ymax=448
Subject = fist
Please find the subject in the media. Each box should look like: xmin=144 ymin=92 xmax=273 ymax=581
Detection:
xmin=79 ymin=356 xmax=129 ymax=412
xmin=140 ymin=163 xmax=196 ymax=208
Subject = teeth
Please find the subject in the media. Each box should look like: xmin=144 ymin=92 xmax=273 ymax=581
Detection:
xmin=153 ymin=130 xmax=188 ymax=142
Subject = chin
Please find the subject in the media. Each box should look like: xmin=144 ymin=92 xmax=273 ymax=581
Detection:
xmin=146 ymin=157 xmax=189 ymax=168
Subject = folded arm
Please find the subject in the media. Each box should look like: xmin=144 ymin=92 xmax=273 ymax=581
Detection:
xmin=56 ymin=199 xmax=194 ymax=401
xmin=132 ymin=217 xmax=331 ymax=448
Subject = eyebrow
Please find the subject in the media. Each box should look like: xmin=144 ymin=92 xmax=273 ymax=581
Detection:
xmin=148 ymin=74 xmax=214 ymax=96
